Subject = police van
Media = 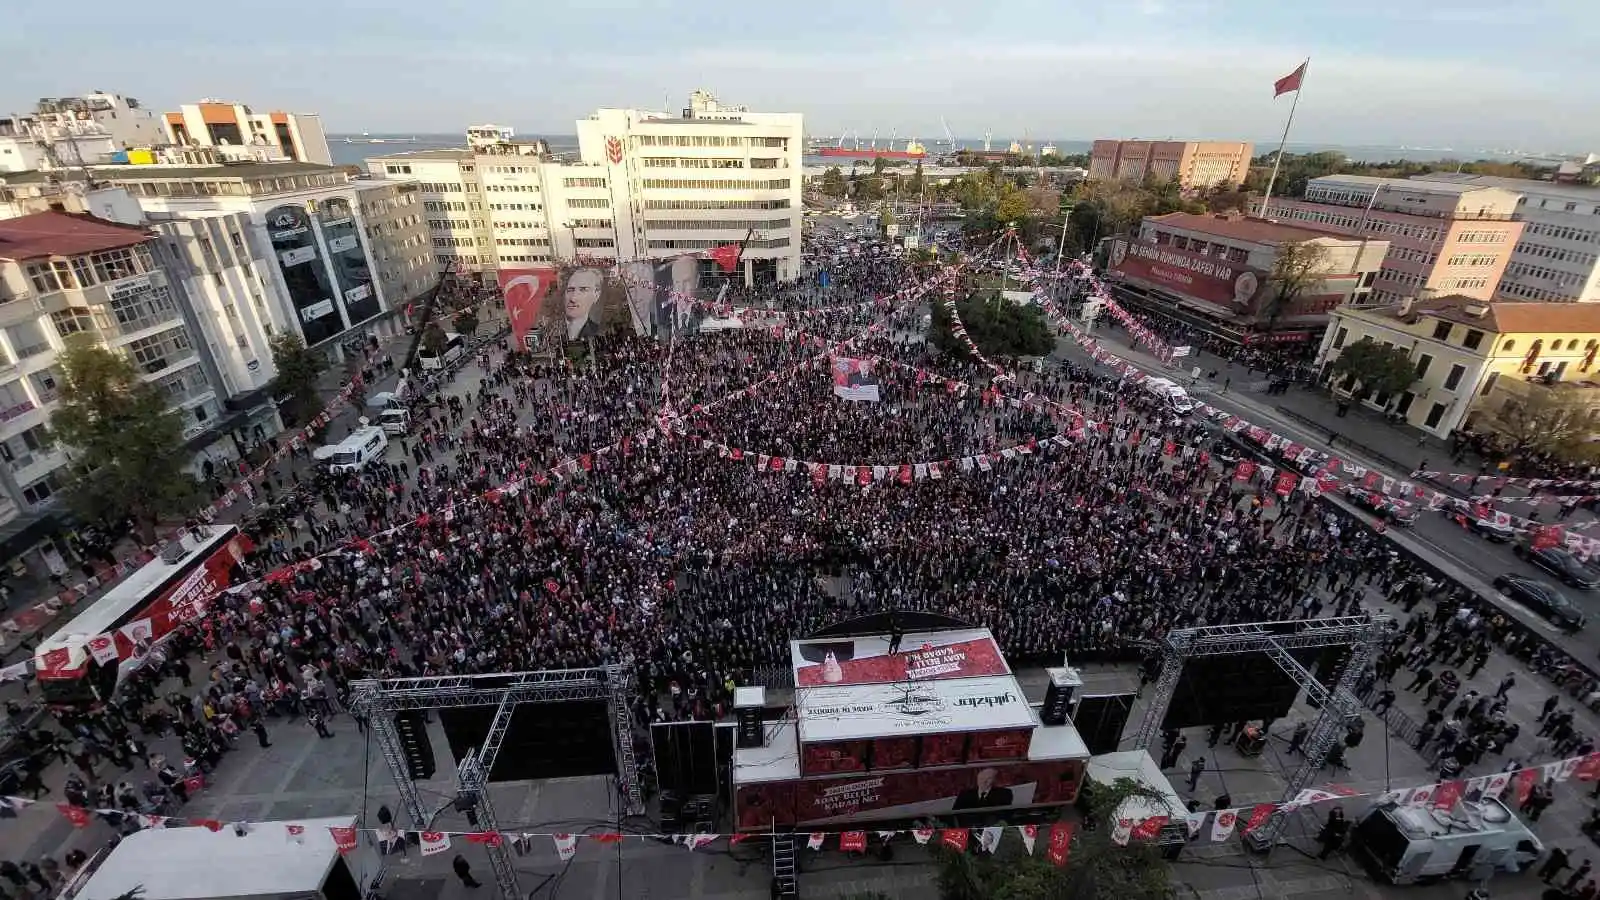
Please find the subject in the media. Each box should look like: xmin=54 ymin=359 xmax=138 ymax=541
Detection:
xmin=316 ymin=425 xmax=389 ymax=475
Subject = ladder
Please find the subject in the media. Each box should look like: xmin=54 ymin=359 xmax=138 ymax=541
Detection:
xmin=606 ymin=662 xmax=644 ymax=815
xmin=771 ymin=828 xmax=798 ymax=899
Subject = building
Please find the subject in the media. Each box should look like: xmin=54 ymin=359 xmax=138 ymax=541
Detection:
xmin=1088 ymin=140 xmax=1253 ymax=190
xmin=0 ymin=210 xmax=237 ymax=535
xmin=367 ymin=90 xmax=804 ymax=285
xmin=1257 ymin=174 xmax=1524 ymax=306
xmin=1407 ymin=173 xmax=1600 ymax=303
xmin=1318 ymin=296 xmax=1600 ymax=437
xmin=1103 ymin=212 xmax=1388 ymax=346
xmin=0 ymin=93 xmax=165 ymax=173
xmin=162 ymin=101 xmax=332 ymax=166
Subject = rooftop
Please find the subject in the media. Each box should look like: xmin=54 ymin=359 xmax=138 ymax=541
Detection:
xmin=1376 ymin=295 xmax=1600 ymax=335
xmin=92 ymin=160 xmax=343 ymax=181
xmin=1310 ymin=173 xmax=1497 ymax=196
xmin=1146 ymin=212 xmax=1349 ymax=244
xmin=369 ymin=147 xmax=473 ymax=161
xmin=1411 ymin=172 xmax=1600 ymax=202
xmin=0 ymin=210 xmax=149 ymax=261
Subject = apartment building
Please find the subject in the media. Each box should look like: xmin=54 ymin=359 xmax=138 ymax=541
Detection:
xmin=1320 ymin=296 xmax=1600 ymax=437
xmin=0 ymin=211 xmax=233 ymax=532
xmin=1410 ymin=172 xmax=1600 ymax=303
xmin=368 ymin=90 xmax=804 ymax=285
xmin=1088 ymin=139 xmax=1253 ymax=190
xmin=1258 ymin=174 xmax=1524 ymax=305
xmin=0 ymin=92 xmax=165 ymax=173
xmin=162 ymin=100 xmax=331 ymax=166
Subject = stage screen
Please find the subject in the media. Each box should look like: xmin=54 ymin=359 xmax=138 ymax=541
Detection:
xmin=438 ymin=700 xmax=616 ymax=782
xmin=651 ymin=720 xmax=718 ymax=796
xmin=1160 ymin=646 xmax=1330 ymax=732
xmin=1072 ymin=694 xmax=1135 ymax=756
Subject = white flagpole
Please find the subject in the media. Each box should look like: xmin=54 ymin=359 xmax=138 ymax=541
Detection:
xmin=1258 ymin=58 xmax=1310 ymax=219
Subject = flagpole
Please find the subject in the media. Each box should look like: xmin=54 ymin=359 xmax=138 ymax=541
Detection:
xmin=1259 ymin=58 xmax=1309 ymax=219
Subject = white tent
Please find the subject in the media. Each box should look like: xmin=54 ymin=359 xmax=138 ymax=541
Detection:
xmin=73 ymin=816 xmax=378 ymax=900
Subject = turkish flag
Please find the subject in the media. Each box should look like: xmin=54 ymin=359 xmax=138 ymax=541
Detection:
xmin=57 ymin=804 xmax=90 ymax=828
xmin=940 ymin=828 xmax=969 ymax=852
xmin=500 ymin=269 xmax=555 ymax=351
xmin=1274 ymin=61 xmax=1308 ymax=97
xmin=839 ymin=831 xmax=867 ymax=853
xmin=1045 ymin=822 xmax=1074 ymax=867
xmin=1131 ymin=816 xmax=1168 ymax=841
xmin=709 ymin=243 xmax=742 ymax=273
xmin=329 ymin=826 xmax=359 ymax=854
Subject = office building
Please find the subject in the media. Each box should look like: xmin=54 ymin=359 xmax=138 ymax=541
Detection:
xmin=1258 ymin=174 xmax=1524 ymax=305
xmin=1088 ymin=140 xmax=1253 ymax=190
xmin=368 ymin=90 xmax=804 ymax=284
xmin=0 ymin=92 xmax=165 ymax=173
xmin=1409 ymin=173 xmax=1600 ymax=303
xmin=1104 ymin=212 xmax=1388 ymax=345
xmin=162 ymin=101 xmax=332 ymax=166
xmin=1320 ymin=296 xmax=1600 ymax=437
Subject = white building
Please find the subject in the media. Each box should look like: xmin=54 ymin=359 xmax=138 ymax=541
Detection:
xmin=161 ymin=100 xmax=332 ymax=166
xmin=367 ymin=90 xmax=803 ymax=284
xmin=1411 ymin=172 xmax=1600 ymax=303
xmin=0 ymin=92 xmax=165 ymax=173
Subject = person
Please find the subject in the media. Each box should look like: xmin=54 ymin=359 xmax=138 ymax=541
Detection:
xmin=252 ymin=719 xmax=271 ymax=749
xmin=952 ymin=768 xmax=1013 ymax=811
xmin=1570 ymin=860 xmax=1595 ymax=893
xmin=1187 ymin=757 xmax=1206 ymax=792
xmin=1540 ymin=846 xmax=1572 ymax=885
xmin=1316 ymin=808 xmax=1348 ymax=860
xmin=452 ymin=853 xmax=481 ymax=888
xmin=563 ymin=268 xmax=605 ymax=340
xmin=307 ymin=710 xmax=333 ymax=740
xmin=1288 ymin=722 xmax=1309 ymax=755
xmin=1161 ymin=734 xmax=1189 ymax=770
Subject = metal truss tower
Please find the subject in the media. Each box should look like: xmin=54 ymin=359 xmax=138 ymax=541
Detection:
xmin=348 ymin=663 xmax=645 ymax=898
xmin=1129 ymin=615 xmax=1391 ymax=849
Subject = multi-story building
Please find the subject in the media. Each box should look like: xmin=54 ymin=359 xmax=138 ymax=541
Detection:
xmin=0 ymin=210 xmax=235 ymax=533
xmin=161 ymin=100 xmax=332 ymax=166
xmin=0 ymin=92 xmax=165 ymax=173
xmin=1320 ymin=296 xmax=1600 ymax=438
xmin=1407 ymin=173 xmax=1600 ymax=303
xmin=1258 ymin=174 xmax=1524 ymax=306
xmin=1088 ymin=140 xmax=1253 ymax=190
xmin=1104 ymin=212 xmax=1388 ymax=346
xmin=368 ymin=90 xmax=804 ymax=285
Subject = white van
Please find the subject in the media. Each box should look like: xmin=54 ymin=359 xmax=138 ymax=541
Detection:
xmin=321 ymin=426 xmax=389 ymax=475
xmin=1350 ymin=797 xmax=1541 ymax=884
xmin=378 ymin=407 xmax=411 ymax=436
xmin=1143 ymin=377 xmax=1196 ymax=415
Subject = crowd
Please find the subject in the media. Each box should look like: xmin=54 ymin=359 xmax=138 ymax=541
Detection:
xmin=8 ymin=234 xmax=1595 ymax=880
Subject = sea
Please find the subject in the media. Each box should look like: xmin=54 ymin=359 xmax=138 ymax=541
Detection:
xmin=329 ymin=134 xmax=1559 ymax=170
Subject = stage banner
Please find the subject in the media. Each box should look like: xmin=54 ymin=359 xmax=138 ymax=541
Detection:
xmin=792 ymin=629 xmax=1010 ymax=688
xmin=1108 ymin=238 xmax=1264 ymax=311
xmin=967 ymin=728 xmax=1032 ymax=763
xmin=802 ymin=741 xmax=869 ymax=776
xmin=832 ymin=357 xmax=881 ymax=402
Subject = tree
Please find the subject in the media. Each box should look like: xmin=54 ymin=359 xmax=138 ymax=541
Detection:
xmin=420 ymin=323 xmax=447 ymax=358
xmin=909 ymin=160 xmax=925 ymax=198
xmin=878 ymin=202 xmax=896 ymax=239
xmin=49 ymin=334 xmax=200 ymax=544
xmin=1478 ymin=387 xmax=1600 ymax=461
xmin=267 ymin=333 xmax=328 ymax=426
xmin=820 ymin=165 xmax=848 ymax=198
xmin=1327 ymin=337 xmax=1417 ymax=401
xmin=1259 ymin=242 xmax=1332 ymax=327
xmin=872 ymin=156 xmax=887 ymax=178
xmin=995 ymin=185 xmax=1031 ymax=225
xmin=929 ymin=288 xmax=1054 ymax=360
xmin=932 ymin=777 xmax=1173 ymax=900
xmin=452 ymin=307 xmax=480 ymax=337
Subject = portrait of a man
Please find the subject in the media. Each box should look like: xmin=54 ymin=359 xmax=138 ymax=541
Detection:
xmin=563 ymin=267 xmax=606 ymax=340
xmin=952 ymin=767 xmax=1013 ymax=811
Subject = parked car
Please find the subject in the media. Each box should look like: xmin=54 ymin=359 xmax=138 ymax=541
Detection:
xmin=1442 ymin=507 xmax=1517 ymax=543
xmin=1513 ymin=540 xmax=1600 ymax=590
xmin=1492 ymin=574 xmax=1587 ymax=631
xmin=1340 ymin=485 xmax=1418 ymax=527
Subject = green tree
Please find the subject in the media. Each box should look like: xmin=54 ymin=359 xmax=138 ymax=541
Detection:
xmin=452 ymin=306 xmax=480 ymax=337
xmin=878 ymin=202 xmax=896 ymax=239
xmin=1327 ymin=337 xmax=1418 ymax=401
xmin=929 ymin=289 xmax=1054 ymax=359
xmin=1258 ymin=241 xmax=1332 ymax=326
xmin=995 ymin=185 xmax=1031 ymax=225
xmin=267 ymin=333 xmax=328 ymax=425
xmin=909 ymin=160 xmax=925 ymax=197
xmin=820 ymin=165 xmax=848 ymax=198
xmin=1478 ymin=387 xmax=1600 ymax=461
xmin=933 ymin=777 xmax=1173 ymax=900
xmin=872 ymin=156 xmax=887 ymax=178
xmin=420 ymin=323 xmax=447 ymax=358
xmin=49 ymin=334 xmax=200 ymax=543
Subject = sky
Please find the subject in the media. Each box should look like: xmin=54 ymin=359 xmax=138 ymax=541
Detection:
xmin=2 ymin=0 xmax=1594 ymax=152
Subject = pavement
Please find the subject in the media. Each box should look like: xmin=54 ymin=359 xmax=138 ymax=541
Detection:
xmin=1066 ymin=320 xmax=1600 ymax=672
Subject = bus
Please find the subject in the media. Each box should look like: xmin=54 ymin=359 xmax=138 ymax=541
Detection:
xmin=418 ymin=332 xmax=465 ymax=371
xmin=33 ymin=524 xmax=254 ymax=706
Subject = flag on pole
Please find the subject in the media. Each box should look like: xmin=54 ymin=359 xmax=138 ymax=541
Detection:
xmin=1274 ymin=62 xmax=1308 ymax=97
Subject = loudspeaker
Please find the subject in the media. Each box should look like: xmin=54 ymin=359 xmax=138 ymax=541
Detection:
xmin=734 ymin=686 xmax=767 ymax=749
xmin=394 ymin=710 xmax=435 ymax=781
xmin=1041 ymin=667 xmax=1082 ymax=726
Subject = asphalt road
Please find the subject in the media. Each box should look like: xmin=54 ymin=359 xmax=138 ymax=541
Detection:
xmin=1051 ymin=328 xmax=1600 ymax=669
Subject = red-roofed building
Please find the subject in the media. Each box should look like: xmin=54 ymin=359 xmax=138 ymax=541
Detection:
xmin=1103 ymin=212 xmax=1390 ymax=347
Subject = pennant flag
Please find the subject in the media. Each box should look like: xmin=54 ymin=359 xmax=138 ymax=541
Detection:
xmin=728 ymin=834 xmax=754 ymax=846
xmin=1406 ymin=784 xmax=1436 ymax=807
xmin=1514 ymin=767 xmax=1541 ymax=806
xmin=912 ymin=828 xmax=934 ymax=845
xmin=1244 ymin=803 xmax=1276 ymax=833
xmin=193 ymin=819 xmax=224 ymax=832
xmin=1575 ymin=753 xmax=1600 ymax=782
xmin=553 ymin=833 xmax=577 ymax=861
xmin=875 ymin=831 xmax=898 ymax=842
xmin=1233 ymin=460 xmax=1258 ymax=482
xmin=1131 ymin=816 xmax=1168 ymax=841
xmin=689 ymin=834 xmax=719 ymax=851
xmin=420 ymin=831 xmax=451 ymax=856
xmin=1045 ymin=823 xmax=1074 ymax=867
xmin=465 ymin=831 xmax=503 ymax=848
xmin=58 ymin=803 xmax=90 ymax=829
xmin=807 ymin=833 xmax=825 ymax=851
xmin=1111 ymin=818 xmax=1133 ymax=846
xmin=839 ymin=831 xmax=867 ymax=853
xmin=1184 ymin=813 xmax=1206 ymax=840
xmin=285 ymin=824 xmax=306 ymax=843
xmin=940 ymin=828 xmax=969 ymax=852
xmin=330 ymin=826 xmax=359 ymax=854
xmin=978 ymin=826 xmax=1003 ymax=854
xmin=1433 ymin=780 xmax=1466 ymax=811
xmin=1017 ymin=825 xmax=1038 ymax=856
xmin=87 ymin=634 xmax=119 ymax=665
xmin=1274 ymin=60 xmax=1308 ymax=97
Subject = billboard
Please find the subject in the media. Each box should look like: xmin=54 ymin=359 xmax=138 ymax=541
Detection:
xmin=792 ymin=629 xmax=1010 ymax=688
xmin=498 ymin=268 xmax=558 ymax=351
xmin=830 ymin=357 xmax=881 ymax=402
xmin=734 ymin=758 xmax=1084 ymax=829
xmin=1109 ymin=238 xmax=1265 ymax=310
xmin=796 ymin=675 xmax=1036 ymax=743
xmin=615 ymin=254 xmax=708 ymax=338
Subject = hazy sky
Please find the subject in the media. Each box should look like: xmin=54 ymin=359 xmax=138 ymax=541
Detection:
xmin=2 ymin=0 xmax=1592 ymax=151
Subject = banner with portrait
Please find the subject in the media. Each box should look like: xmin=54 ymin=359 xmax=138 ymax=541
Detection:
xmin=615 ymin=254 xmax=711 ymax=339
xmin=541 ymin=264 xmax=632 ymax=343
xmin=831 ymin=357 xmax=881 ymax=402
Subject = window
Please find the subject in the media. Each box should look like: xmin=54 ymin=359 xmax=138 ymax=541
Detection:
xmin=25 ymin=263 xmax=61 ymax=294
xmin=563 ymin=177 xmax=607 ymax=189
xmin=89 ymin=247 xmax=140 ymax=283
xmin=1331 ymin=327 xmax=1349 ymax=349
xmin=1423 ymin=402 xmax=1448 ymax=430
xmin=1443 ymin=364 xmax=1466 ymax=391
xmin=4 ymin=321 xmax=50 ymax=359
xmin=124 ymin=327 xmax=195 ymax=374
xmin=1480 ymin=372 xmax=1499 ymax=396
xmin=1501 ymin=339 xmax=1515 ymax=352
xmin=21 ymin=473 xmax=61 ymax=506
xmin=1431 ymin=321 xmax=1453 ymax=341
xmin=1463 ymin=330 xmax=1484 ymax=351
xmin=106 ymin=283 xmax=179 ymax=335
xmin=1415 ymin=354 xmax=1433 ymax=378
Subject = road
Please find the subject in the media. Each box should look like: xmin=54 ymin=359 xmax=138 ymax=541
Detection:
xmin=1052 ymin=323 xmax=1600 ymax=669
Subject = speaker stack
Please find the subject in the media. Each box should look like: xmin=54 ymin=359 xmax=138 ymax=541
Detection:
xmin=735 ymin=686 xmax=767 ymax=749
xmin=1041 ymin=667 xmax=1082 ymax=726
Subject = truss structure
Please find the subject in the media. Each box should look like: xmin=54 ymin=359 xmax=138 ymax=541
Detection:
xmin=1130 ymin=615 xmax=1390 ymax=848
xmin=349 ymin=662 xmax=643 ymax=898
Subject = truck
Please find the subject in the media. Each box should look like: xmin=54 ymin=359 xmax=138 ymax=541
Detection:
xmin=1348 ymin=796 xmax=1541 ymax=885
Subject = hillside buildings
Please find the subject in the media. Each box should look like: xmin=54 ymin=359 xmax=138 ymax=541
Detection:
xmin=1088 ymin=140 xmax=1253 ymax=190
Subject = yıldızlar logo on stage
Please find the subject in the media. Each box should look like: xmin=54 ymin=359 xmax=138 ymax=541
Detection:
xmin=606 ymin=137 xmax=624 ymax=165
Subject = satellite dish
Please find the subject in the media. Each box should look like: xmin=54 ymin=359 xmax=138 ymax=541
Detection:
xmin=358 ymin=415 xmax=371 ymax=427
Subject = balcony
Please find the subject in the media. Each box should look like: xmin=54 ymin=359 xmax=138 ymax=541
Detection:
xmin=0 ymin=291 xmax=42 ymax=327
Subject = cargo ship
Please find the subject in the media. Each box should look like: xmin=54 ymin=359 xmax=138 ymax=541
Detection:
xmin=816 ymin=133 xmax=928 ymax=160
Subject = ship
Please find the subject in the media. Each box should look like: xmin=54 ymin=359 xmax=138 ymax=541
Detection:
xmin=818 ymin=139 xmax=927 ymax=160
